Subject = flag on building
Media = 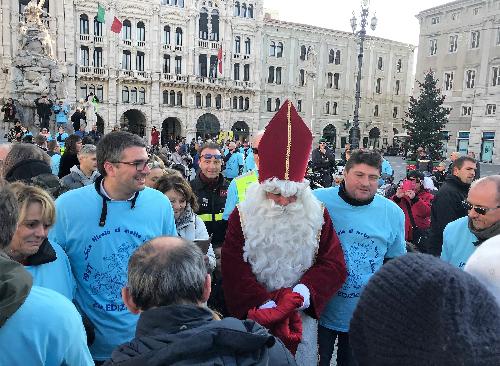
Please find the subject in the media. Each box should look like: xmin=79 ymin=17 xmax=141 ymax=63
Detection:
xmin=97 ymin=4 xmax=105 ymax=23
xmin=111 ymin=16 xmax=122 ymax=33
xmin=217 ymin=46 xmax=223 ymax=75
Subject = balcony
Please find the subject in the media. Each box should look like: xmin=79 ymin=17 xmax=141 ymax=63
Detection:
xmin=78 ymin=66 xmax=92 ymax=73
xmin=233 ymin=53 xmax=241 ymax=59
xmin=80 ymin=34 xmax=91 ymax=42
xmin=94 ymin=36 xmax=104 ymax=44
xmin=161 ymin=73 xmax=187 ymax=83
xmin=234 ymin=80 xmax=254 ymax=89
xmin=211 ymin=41 xmax=221 ymax=50
xmin=136 ymin=71 xmax=150 ymax=79
xmin=198 ymin=40 xmax=209 ymax=48
xmin=193 ymin=76 xmax=227 ymax=86
xmin=137 ymin=41 xmax=146 ymax=48
xmin=123 ymin=39 xmax=132 ymax=46
xmin=93 ymin=67 xmax=107 ymax=76
xmin=119 ymin=70 xmax=134 ymax=78
xmin=163 ymin=44 xmax=173 ymax=51
xmin=175 ymin=45 xmax=183 ymax=52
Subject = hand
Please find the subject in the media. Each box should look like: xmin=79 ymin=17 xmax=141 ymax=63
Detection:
xmin=292 ymin=284 xmax=310 ymax=310
xmin=396 ymin=187 xmax=405 ymax=198
xmin=320 ymin=147 xmax=326 ymax=154
xmin=405 ymin=190 xmax=416 ymax=200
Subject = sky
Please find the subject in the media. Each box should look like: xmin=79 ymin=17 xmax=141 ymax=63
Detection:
xmin=263 ymin=0 xmax=453 ymax=46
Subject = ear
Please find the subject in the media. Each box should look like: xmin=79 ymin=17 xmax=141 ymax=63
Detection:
xmin=201 ymin=274 xmax=212 ymax=303
xmin=104 ymin=161 xmax=116 ymax=177
xmin=122 ymin=287 xmax=141 ymax=314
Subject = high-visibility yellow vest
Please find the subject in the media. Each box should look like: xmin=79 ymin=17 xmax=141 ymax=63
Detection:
xmin=235 ymin=171 xmax=258 ymax=203
xmin=199 ymin=213 xmax=223 ymax=222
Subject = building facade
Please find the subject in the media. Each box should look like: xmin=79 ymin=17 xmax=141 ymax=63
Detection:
xmin=415 ymin=0 xmax=500 ymax=163
xmin=1 ymin=0 xmax=414 ymax=149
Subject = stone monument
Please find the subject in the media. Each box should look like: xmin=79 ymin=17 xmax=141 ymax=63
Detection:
xmin=10 ymin=0 xmax=67 ymax=129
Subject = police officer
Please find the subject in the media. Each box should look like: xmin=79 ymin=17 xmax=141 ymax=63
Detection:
xmin=311 ymin=139 xmax=336 ymax=187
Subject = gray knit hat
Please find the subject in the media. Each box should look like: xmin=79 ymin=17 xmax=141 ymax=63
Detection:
xmin=350 ymin=253 xmax=500 ymax=366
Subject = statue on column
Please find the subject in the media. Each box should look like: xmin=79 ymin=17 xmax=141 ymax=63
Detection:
xmin=84 ymin=93 xmax=98 ymax=132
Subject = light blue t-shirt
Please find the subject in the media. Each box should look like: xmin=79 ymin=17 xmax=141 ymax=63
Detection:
xmin=49 ymin=185 xmax=177 ymax=360
xmin=222 ymin=170 xmax=259 ymax=220
xmin=224 ymin=152 xmax=245 ymax=179
xmin=313 ymin=186 xmax=406 ymax=332
xmin=441 ymin=216 xmax=478 ymax=269
xmin=0 ymin=286 xmax=93 ymax=366
xmin=244 ymin=149 xmax=256 ymax=172
xmin=50 ymin=153 xmax=61 ymax=176
xmin=52 ymin=105 xmax=69 ymax=124
xmin=25 ymin=241 xmax=76 ymax=300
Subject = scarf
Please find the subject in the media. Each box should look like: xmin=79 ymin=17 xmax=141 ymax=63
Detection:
xmin=468 ymin=218 xmax=500 ymax=246
xmin=175 ymin=204 xmax=194 ymax=230
xmin=338 ymin=181 xmax=374 ymax=206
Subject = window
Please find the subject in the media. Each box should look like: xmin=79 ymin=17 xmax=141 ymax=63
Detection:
xmin=170 ymin=91 xmax=175 ymax=106
xmin=234 ymin=63 xmax=240 ymax=80
xmin=122 ymin=50 xmax=131 ymax=70
xmin=396 ymin=59 xmax=402 ymax=72
xmin=175 ymin=56 xmax=182 ymax=74
xmin=393 ymin=106 xmax=398 ymax=118
xmin=93 ymin=48 xmax=103 ymax=68
xmin=276 ymin=42 xmax=283 ymax=58
xmin=241 ymin=3 xmax=247 ymax=18
xmin=332 ymin=102 xmax=338 ymax=115
xmin=122 ymin=20 xmax=132 ymax=40
xmin=233 ymin=96 xmax=238 ymax=110
xmin=164 ymin=25 xmax=171 ymax=44
xmin=267 ymin=66 xmax=274 ymax=83
xmin=80 ymin=46 xmax=89 ymax=66
xmin=245 ymin=38 xmax=251 ymax=54
xmin=300 ymin=45 xmax=307 ymax=61
xmin=430 ymin=39 xmax=437 ymax=56
xmin=196 ymin=92 xmax=202 ymax=107
xmin=395 ymin=80 xmax=400 ymax=95
xmin=139 ymin=88 xmax=146 ymax=104
xmin=374 ymin=105 xmax=379 ymax=117
xmin=206 ymin=93 xmax=212 ymax=108
xmin=163 ymin=90 xmax=169 ymax=104
xmin=94 ymin=17 xmax=103 ymax=36
xmin=461 ymin=105 xmax=472 ymax=116
xmin=269 ymin=41 xmax=275 ymax=57
xmin=497 ymin=28 xmax=500 ymax=45
xmin=267 ymin=98 xmax=272 ymax=112
xmin=333 ymin=73 xmax=340 ymax=89
xmin=80 ymin=14 xmax=89 ymax=34
xmin=471 ymin=31 xmax=480 ymax=48
xmin=234 ymin=1 xmax=240 ymax=16
xmin=431 ymin=16 xmax=440 ymax=25
xmin=375 ymin=78 xmax=381 ymax=94
xmin=325 ymin=101 xmax=330 ymax=115
xmin=199 ymin=9 xmax=208 ymax=40
xmin=96 ymin=85 xmax=103 ymax=102
xmin=275 ymin=98 xmax=280 ymax=111
xmin=335 ymin=50 xmax=341 ymax=65
xmin=297 ymin=100 xmax=302 ymax=112
xmin=176 ymin=27 xmax=183 ymax=46
xmin=449 ymin=35 xmax=458 ymax=53
xmin=235 ymin=36 xmax=241 ymax=54
xmin=444 ymin=72 xmax=454 ymax=91
xmin=177 ymin=91 xmax=182 ymax=106
xmin=244 ymin=97 xmax=249 ymax=110
xmin=329 ymin=49 xmax=335 ymax=64
xmin=451 ymin=12 xmax=459 ymax=21
xmin=163 ymin=55 xmax=171 ymax=73
xmin=248 ymin=4 xmax=254 ymax=18
xmin=465 ymin=70 xmax=475 ymax=88
xmin=122 ymin=86 xmax=129 ymax=103
xmin=136 ymin=52 xmax=145 ymax=71
xmin=130 ymin=87 xmax=137 ymax=103
xmin=275 ymin=67 xmax=281 ymax=85
xmin=243 ymin=64 xmax=250 ymax=81
xmin=299 ymin=69 xmax=305 ymax=86
xmin=137 ymin=22 xmax=146 ymax=42
xmin=237 ymin=96 xmax=243 ymax=110
xmin=473 ymin=7 xmax=479 ymax=15
xmin=216 ymin=94 xmax=222 ymax=109
xmin=327 ymin=73 xmax=333 ymax=88
xmin=486 ymin=104 xmax=496 ymax=115
xmin=377 ymin=57 xmax=383 ymax=70
xmin=493 ymin=66 xmax=500 ymax=86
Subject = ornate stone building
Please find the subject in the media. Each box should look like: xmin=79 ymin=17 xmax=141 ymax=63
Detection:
xmin=1 ymin=0 xmax=414 ymax=149
xmin=415 ymin=0 xmax=500 ymax=163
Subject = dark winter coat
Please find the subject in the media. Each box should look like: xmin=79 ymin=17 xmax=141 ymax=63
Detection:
xmin=58 ymin=153 xmax=79 ymax=178
xmin=71 ymin=111 xmax=86 ymax=131
xmin=1 ymin=103 xmax=16 ymax=121
xmin=426 ymin=175 xmax=470 ymax=256
xmin=34 ymin=98 xmax=53 ymax=118
xmin=104 ymin=305 xmax=296 ymax=366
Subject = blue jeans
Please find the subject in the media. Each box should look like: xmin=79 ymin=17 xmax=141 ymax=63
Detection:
xmin=318 ymin=325 xmax=358 ymax=366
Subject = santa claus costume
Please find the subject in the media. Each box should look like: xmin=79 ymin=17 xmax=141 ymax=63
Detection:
xmin=222 ymin=100 xmax=347 ymax=365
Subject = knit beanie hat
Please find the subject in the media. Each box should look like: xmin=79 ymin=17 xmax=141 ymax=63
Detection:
xmin=350 ymin=253 xmax=500 ymax=366
xmin=465 ymin=235 xmax=500 ymax=307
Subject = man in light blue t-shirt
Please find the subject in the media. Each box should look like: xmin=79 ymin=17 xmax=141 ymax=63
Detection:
xmin=441 ymin=175 xmax=500 ymax=269
xmin=223 ymin=141 xmax=244 ymax=180
xmin=49 ymin=132 xmax=177 ymax=363
xmin=313 ymin=149 xmax=406 ymax=366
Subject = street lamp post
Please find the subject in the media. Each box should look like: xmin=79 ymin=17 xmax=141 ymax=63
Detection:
xmin=350 ymin=0 xmax=377 ymax=149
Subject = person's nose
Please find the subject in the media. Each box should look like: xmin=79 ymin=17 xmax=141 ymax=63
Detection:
xmin=34 ymin=225 xmax=47 ymax=238
xmin=468 ymin=207 xmax=478 ymax=219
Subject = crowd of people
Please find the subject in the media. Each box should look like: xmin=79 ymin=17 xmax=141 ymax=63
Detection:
xmin=0 ymin=99 xmax=499 ymax=366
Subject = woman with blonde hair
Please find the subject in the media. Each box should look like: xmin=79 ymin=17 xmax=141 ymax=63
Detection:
xmin=4 ymin=182 xmax=75 ymax=299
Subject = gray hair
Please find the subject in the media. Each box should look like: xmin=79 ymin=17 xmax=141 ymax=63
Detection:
xmin=0 ymin=184 xmax=19 ymax=249
xmin=127 ymin=237 xmax=206 ymax=310
xmin=78 ymin=144 xmax=96 ymax=157
xmin=96 ymin=131 xmax=146 ymax=176
xmin=2 ymin=144 xmax=50 ymax=178
xmin=471 ymin=175 xmax=500 ymax=204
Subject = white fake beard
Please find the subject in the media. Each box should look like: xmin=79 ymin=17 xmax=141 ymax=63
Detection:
xmin=239 ymin=180 xmax=324 ymax=292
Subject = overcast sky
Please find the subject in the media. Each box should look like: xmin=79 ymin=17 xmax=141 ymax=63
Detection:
xmin=263 ymin=0 xmax=453 ymax=45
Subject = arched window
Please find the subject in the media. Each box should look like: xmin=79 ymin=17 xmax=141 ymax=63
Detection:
xmin=329 ymin=49 xmax=335 ymax=64
xmin=89 ymin=84 xmax=96 ymax=96
xmin=396 ymin=59 xmax=402 ymax=72
xmin=275 ymin=98 xmax=280 ymax=111
xmin=377 ymin=57 xmax=383 ymax=70
xmin=275 ymin=67 xmax=282 ymax=85
xmin=375 ymin=78 xmax=382 ymax=94
xmin=276 ymin=42 xmax=283 ymax=58
xmin=267 ymin=98 xmax=272 ymax=112
xmin=137 ymin=22 xmax=146 ymax=42
xmin=216 ymin=94 xmax=222 ymax=109
xmin=269 ymin=41 xmax=276 ymax=57
xmin=395 ymin=80 xmax=400 ymax=95
xmin=300 ymin=45 xmax=307 ymax=60
xmin=122 ymin=20 xmax=132 ymax=40
xmin=244 ymin=97 xmax=250 ymax=110
xmin=332 ymin=102 xmax=338 ymax=115
xmin=177 ymin=91 xmax=182 ymax=106
xmin=211 ymin=10 xmax=219 ymax=41
xmin=248 ymin=4 xmax=254 ymax=18
xmin=335 ymin=50 xmax=341 ymax=65
xmin=130 ymin=87 xmax=137 ymax=103
xmin=176 ymin=27 xmax=183 ymax=46
xmin=164 ymin=25 xmax=171 ymax=44
xmin=199 ymin=8 xmax=208 ymax=40
xmin=80 ymin=14 xmax=89 ymax=34
xmin=373 ymin=104 xmax=379 ymax=117
xmin=163 ymin=90 xmax=169 ymax=104
xmin=122 ymin=86 xmax=129 ymax=103
xmin=234 ymin=2 xmax=240 ymax=16
xmin=94 ymin=16 xmax=103 ymax=37
xmin=235 ymin=36 xmax=241 ymax=54
xmin=333 ymin=73 xmax=340 ymax=89
xmin=206 ymin=93 xmax=212 ymax=108
xmin=233 ymin=96 xmax=238 ymax=110
xmin=238 ymin=96 xmax=244 ymax=110
xmin=325 ymin=101 xmax=330 ymax=114
xmin=327 ymin=72 xmax=333 ymax=88
xmin=138 ymin=88 xmax=146 ymax=104
xmin=299 ymin=69 xmax=305 ymax=86
xmin=245 ymin=38 xmax=251 ymax=54
xmin=268 ymin=66 xmax=275 ymax=83
xmin=163 ymin=55 xmax=171 ymax=73
xmin=196 ymin=92 xmax=202 ymax=107
xmin=96 ymin=85 xmax=103 ymax=101
xmin=241 ymin=3 xmax=247 ymax=17
xmin=170 ymin=91 xmax=175 ymax=106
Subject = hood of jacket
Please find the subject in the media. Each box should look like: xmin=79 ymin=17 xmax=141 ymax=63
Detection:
xmin=108 ymin=304 xmax=276 ymax=365
xmin=4 ymin=159 xmax=51 ymax=183
xmin=69 ymin=165 xmax=100 ymax=183
xmin=0 ymin=252 xmax=33 ymax=327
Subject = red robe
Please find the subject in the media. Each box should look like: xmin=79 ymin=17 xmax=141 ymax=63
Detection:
xmin=222 ymin=207 xmax=347 ymax=319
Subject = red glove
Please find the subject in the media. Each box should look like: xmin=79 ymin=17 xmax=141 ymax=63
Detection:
xmin=273 ymin=311 xmax=303 ymax=355
xmin=247 ymin=289 xmax=303 ymax=327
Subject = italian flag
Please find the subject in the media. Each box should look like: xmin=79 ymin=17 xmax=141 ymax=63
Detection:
xmin=97 ymin=4 xmax=105 ymax=23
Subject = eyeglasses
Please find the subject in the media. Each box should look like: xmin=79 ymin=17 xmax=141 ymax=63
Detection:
xmin=112 ymin=159 xmax=153 ymax=171
xmin=252 ymin=148 xmax=258 ymax=155
xmin=201 ymin=153 xmax=222 ymax=160
xmin=462 ymin=200 xmax=500 ymax=215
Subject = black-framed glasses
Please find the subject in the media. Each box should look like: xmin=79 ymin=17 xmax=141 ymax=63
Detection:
xmin=252 ymin=148 xmax=258 ymax=155
xmin=112 ymin=159 xmax=152 ymax=171
xmin=462 ymin=200 xmax=500 ymax=215
xmin=201 ymin=153 xmax=222 ymax=160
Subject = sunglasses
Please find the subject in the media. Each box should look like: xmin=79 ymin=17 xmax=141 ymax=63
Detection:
xmin=462 ymin=200 xmax=500 ymax=215
xmin=201 ymin=153 xmax=222 ymax=160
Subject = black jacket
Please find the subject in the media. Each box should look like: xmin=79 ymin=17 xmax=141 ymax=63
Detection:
xmin=71 ymin=111 xmax=86 ymax=131
xmin=426 ymin=175 xmax=470 ymax=256
xmin=58 ymin=153 xmax=79 ymax=178
xmin=104 ymin=305 xmax=296 ymax=366
xmin=311 ymin=148 xmax=336 ymax=172
xmin=190 ymin=172 xmax=229 ymax=247
xmin=34 ymin=98 xmax=53 ymax=117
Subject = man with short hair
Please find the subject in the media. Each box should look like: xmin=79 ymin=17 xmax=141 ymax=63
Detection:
xmin=223 ymin=141 xmax=245 ymax=180
xmin=441 ymin=175 xmax=500 ymax=268
xmin=104 ymin=236 xmax=296 ymax=365
xmin=49 ymin=131 xmax=177 ymax=363
xmin=0 ymin=184 xmax=93 ymax=365
xmin=71 ymin=108 xmax=86 ymax=132
xmin=446 ymin=151 xmax=460 ymax=176
xmin=468 ymin=151 xmax=480 ymax=180
xmin=311 ymin=139 xmax=336 ymax=187
xmin=426 ymin=156 xmax=476 ymax=256
xmin=60 ymin=144 xmax=100 ymax=190
xmin=89 ymin=125 xmax=102 ymax=144
xmin=52 ymin=100 xmax=69 ymax=128
xmin=34 ymin=95 xmax=53 ymax=130
xmin=313 ymin=149 xmax=406 ymax=366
